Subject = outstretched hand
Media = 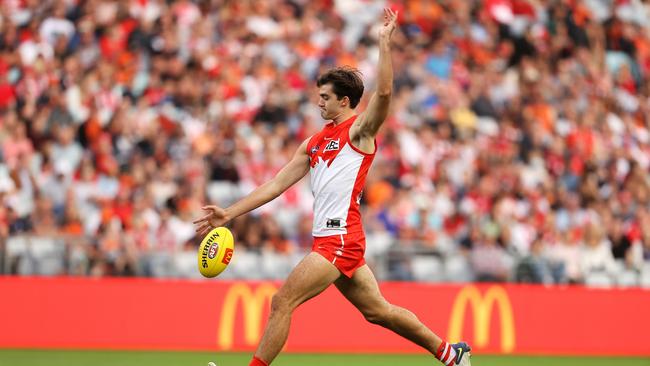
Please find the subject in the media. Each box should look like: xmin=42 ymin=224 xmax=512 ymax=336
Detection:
xmin=379 ymin=7 xmax=398 ymax=40
xmin=193 ymin=205 xmax=229 ymax=237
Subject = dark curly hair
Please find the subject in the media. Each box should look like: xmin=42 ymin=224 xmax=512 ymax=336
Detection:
xmin=316 ymin=66 xmax=364 ymax=108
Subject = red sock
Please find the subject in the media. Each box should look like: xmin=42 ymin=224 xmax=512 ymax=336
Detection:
xmin=249 ymin=356 xmax=269 ymax=366
xmin=436 ymin=341 xmax=457 ymax=366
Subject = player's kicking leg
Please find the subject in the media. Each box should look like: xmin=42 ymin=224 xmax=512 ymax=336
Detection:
xmin=334 ymin=265 xmax=472 ymax=365
xmin=248 ymin=252 xmax=341 ymax=366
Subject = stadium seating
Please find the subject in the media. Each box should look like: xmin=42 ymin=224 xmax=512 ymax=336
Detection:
xmin=0 ymin=0 xmax=649 ymax=286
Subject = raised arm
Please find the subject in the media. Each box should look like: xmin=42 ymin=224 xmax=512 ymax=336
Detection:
xmin=353 ymin=8 xmax=398 ymax=138
xmin=194 ymin=139 xmax=310 ymax=236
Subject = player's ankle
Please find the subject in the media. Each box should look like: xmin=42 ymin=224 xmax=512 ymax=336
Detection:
xmin=435 ymin=341 xmax=457 ymax=366
xmin=249 ymin=355 xmax=269 ymax=366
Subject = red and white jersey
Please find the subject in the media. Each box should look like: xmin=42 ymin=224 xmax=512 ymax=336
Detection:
xmin=306 ymin=115 xmax=376 ymax=237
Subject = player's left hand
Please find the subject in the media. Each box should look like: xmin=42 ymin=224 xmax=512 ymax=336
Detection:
xmin=379 ymin=7 xmax=398 ymax=40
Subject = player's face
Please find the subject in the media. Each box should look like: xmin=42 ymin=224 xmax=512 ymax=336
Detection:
xmin=318 ymin=84 xmax=348 ymax=120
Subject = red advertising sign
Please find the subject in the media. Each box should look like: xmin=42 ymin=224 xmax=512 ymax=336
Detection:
xmin=0 ymin=277 xmax=648 ymax=356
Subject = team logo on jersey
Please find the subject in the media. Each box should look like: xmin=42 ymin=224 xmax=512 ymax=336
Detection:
xmin=323 ymin=139 xmax=340 ymax=152
xmin=310 ymin=146 xmax=319 ymax=154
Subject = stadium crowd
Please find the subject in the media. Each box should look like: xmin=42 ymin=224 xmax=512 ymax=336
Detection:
xmin=1 ymin=0 xmax=650 ymax=286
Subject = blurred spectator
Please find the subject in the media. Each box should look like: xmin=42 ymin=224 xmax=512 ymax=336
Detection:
xmin=515 ymin=237 xmax=553 ymax=284
xmin=581 ymin=223 xmax=617 ymax=278
xmin=469 ymin=220 xmax=514 ymax=282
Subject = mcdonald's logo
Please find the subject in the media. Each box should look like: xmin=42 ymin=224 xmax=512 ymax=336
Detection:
xmin=218 ymin=283 xmax=277 ymax=350
xmin=447 ymin=285 xmax=515 ymax=353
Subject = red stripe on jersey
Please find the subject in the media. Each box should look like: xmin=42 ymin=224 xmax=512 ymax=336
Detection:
xmin=337 ymin=116 xmax=375 ymax=235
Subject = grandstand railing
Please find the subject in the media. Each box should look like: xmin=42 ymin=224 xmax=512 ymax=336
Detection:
xmin=2 ymin=234 xmax=649 ymax=287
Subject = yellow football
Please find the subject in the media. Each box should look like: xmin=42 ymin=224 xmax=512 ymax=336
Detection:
xmin=198 ymin=227 xmax=234 ymax=278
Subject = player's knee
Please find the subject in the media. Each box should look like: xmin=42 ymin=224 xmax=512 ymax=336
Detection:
xmin=362 ymin=304 xmax=391 ymax=326
xmin=270 ymin=292 xmax=291 ymax=313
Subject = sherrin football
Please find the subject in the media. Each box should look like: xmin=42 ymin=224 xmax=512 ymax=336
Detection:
xmin=198 ymin=227 xmax=234 ymax=278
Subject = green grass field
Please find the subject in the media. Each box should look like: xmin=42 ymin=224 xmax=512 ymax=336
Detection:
xmin=0 ymin=350 xmax=648 ymax=366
